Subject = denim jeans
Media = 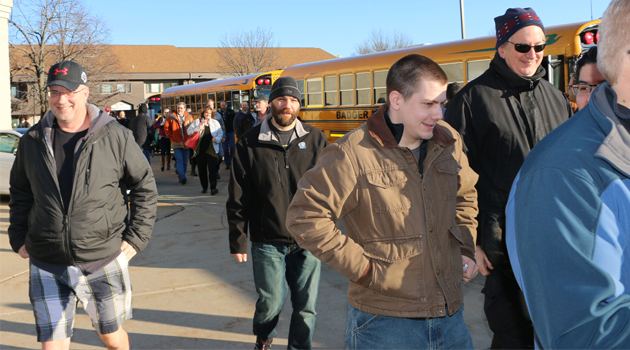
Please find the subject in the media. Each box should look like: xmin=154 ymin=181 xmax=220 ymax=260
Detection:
xmin=142 ymin=150 xmax=151 ymax=165
xmin=222 ymin=132 xmax=235 ymax=166
xmin=251 ymin=242 xmax=321 ymax=349
xmin=346 ymin=304 xmax=473 ymax=349
xmin=173 ymin=147 xmax=189 ymax=181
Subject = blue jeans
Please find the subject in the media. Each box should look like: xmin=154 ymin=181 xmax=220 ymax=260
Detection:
xmin=346 ymin=304 xmax=473 ymax=349
xmin=222 ymin=132 xmax=235 ymax=166
xmin=251 ymin=242 xmax=321 ymax=349
xmin=173 ymin=148 xmax=189 ymax=181
xmin=142 ymin=150 xmax=151 ymax=165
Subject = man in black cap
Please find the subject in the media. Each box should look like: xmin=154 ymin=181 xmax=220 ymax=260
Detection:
xmin=444 ymin=7 xmax=573 ymax=348
xmin=8 ymin=61 xmax=157 ymax=350
xmin=129 ymin=103 xmax=156 ymax=164
xmin=227 ymin=76 xmax=328 ymax=349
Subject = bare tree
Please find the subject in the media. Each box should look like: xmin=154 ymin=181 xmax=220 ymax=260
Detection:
xmin=218 ymin=27 xmax=280 ymax=76
xmin=9 ymin=0 xmax=119 ymax=116
xmin=353 ymin=29 xmax=413 ymax=55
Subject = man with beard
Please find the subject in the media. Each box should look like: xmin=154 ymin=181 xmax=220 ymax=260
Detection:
xmin=227 ymin=77 xmax=328 ymax=349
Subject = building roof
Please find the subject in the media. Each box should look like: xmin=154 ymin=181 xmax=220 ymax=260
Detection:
xmin=109 ymin=45 xmax=336 ymax=73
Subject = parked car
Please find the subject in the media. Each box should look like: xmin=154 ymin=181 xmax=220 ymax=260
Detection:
xmin=0 ymin=130 xmax=22 ymax=195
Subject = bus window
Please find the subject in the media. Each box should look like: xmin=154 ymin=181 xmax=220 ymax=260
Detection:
xmin=241 ymin=90 xmax=250 ymax=104
xmin=296 ymin=80 xmax=305 ymax=107
xmin=201 ymin=93 xmax=208 ymax=106
xmin=217 ymin=91 xmax=224 ymax=105
xmin=440 ymin=62 xmax=464 ymax=84
xmin=547 ymin=55 xmax=565 ymax=91
xmin=232 ymin=90 xmax=240 ymax=110
xmin=373 ymin=70 xmax=388 ymax=104
xmin=340 ymin=74 xmax=354 ymax=106
xmin=196 ymin=93 xmax=202 ymax=112
xmin=225 ymin=90 xmax=232 ymax=109
xmin=307 ymin=78 xmax=323 ymax=106
xmin=175 ymin=95 xmax=180 ymax=107
xmin=356 ymin=72 xmax=371 ymax=105
xmin=185 ymin=94 xmax=191 ymax=110
xmin=467 ymin=60 xmax=491 ymax=82
xmin=324 ymin=76 xmax=337 ymax=106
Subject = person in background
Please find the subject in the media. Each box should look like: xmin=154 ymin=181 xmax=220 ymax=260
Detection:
xmin=506 ymin=1 xmax=630 ymax=347
xmin=128 ymin=103 xmax=155 ymax=164
xmin=444 ymin=7 xmax=573 ymax=349
xmin=571 ymin=46 xmax=606 ymax=111
xmin=234 ymin=101 xmax=254 ymax=139
xmin=17 ymin=116 xmax=25 ymax=127
xmin=187 ymin=107 xmax=223 ymax=195
xmin=21 ymin=116 xmax=32 ymax=128
xmin=155 ymin=108 xmax=172 ymax=171
xmin=253 ymin=95 xmax=270 ymax=126
xmin=227 ymin=77 xmax=328 ymax=349
xmin=8 ymin=60 xmax=157 ymax=350
xmin=165 ymin=102 xmax=193 ymax=185
xmin=217 ymin=100 xmax=236 ymax=170
xmin=287 ymin=54 xmax=479 ymax=349
xmin=187 ymin=109 xmax=198 ymax=177
xmin=206 ymin=99 xmax=225 ymax=180
xmin=116 ymin=110 xmax=129 ymax=128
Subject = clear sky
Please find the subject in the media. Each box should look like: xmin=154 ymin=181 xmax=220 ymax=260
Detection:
xmin=87 ymin=0 xmax=611 ymax=58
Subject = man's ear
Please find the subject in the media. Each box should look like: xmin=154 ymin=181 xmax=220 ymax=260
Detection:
xmin=389 ymin=90 xmax=403 ymax=111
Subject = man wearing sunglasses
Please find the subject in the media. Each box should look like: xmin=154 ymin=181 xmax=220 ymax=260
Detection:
xmin=444 ymin=7 xmax=573 ymax=349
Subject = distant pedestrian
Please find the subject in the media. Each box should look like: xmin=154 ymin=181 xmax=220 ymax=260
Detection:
xmin=253 ymin=94 xmax=270 ymax=126
xmin=227 ymin=77 xmax=328 ymax=349
xmin=21 ymin=115 xmax=32 ymax=128
xmin=8 ymin=60 xmax=158 ymax=350
xmin=206 ymin=99 xmax=225 ymax=179
xmin=217 ymin=100 xmax=236 ymax=170
xmin=154 ymin=108 xmax=172 ymax=171
xmin=187 ymin=107 xmax=223 ymax=194
xmin=128 ymin=103 xmax=155 ymax=164
xmin=165 ymin=102 xmax=193 ymax=185
xmin=116 ymin=110 xmax=129 ymax=128
xmin=234 ymin=101 xmax=255 ymax=139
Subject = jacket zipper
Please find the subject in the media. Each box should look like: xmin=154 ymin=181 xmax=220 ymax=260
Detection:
xmin=63 ymin=214 xmax=73 ymax=263
xmin=274 ymin=156 xmax=282 ymax=184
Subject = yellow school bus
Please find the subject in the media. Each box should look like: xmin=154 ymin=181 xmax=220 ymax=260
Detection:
xmin=282 ymin=20 xmax=600 ymax=142
xmin=161 ymin=70 xmax=282 ymax=116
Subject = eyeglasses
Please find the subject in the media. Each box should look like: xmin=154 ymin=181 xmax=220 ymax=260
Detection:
xmin=506 ymin=41 xmax=546 ymax=53
xmin=571 ymin=83 xmax=600 ymax=96
xmin=48 ymin=88 xmax=86 ymax=98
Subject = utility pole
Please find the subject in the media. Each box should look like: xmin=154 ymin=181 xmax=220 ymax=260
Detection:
xmin=460 ymin=0 xmax=466 ymax=39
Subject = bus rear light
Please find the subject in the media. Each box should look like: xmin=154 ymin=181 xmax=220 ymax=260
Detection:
xmin=595 ymin=32 xmax=599 ymax=44
xmin=150 ymin=97 xmax=155 ymax=101
xmin=583 ymin=32 xmax=594 ymax=45
xmin=264 ymin=79 xmax=271 ymax=85
xmin=257 ymin=78 xmax=264 ymax=85
xmin=156 ymin=97 xmax=160 ymax=101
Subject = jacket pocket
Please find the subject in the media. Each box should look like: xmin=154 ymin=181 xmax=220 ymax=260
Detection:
xmin=363 ymin=236 xmax=425 ymax=301
xmin=434 ymin=157 xmax=460 ymax=200
xmin=365 ymin=170 xmax=410 ymax=213
xmin=448 ymin=220 xmax=464 ymax=246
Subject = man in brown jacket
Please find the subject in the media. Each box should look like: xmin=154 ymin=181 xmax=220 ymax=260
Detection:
xmin=286 ymin=54 xmax=479 ymax=349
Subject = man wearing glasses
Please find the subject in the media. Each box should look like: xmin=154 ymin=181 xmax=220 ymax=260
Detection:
xmin=8 ymin=61 xmax=157 ymax=350
xmin=444 ymin=7 xmax=573 ymax=349
xmin=571 ymin=46 xmax=606 ymax=111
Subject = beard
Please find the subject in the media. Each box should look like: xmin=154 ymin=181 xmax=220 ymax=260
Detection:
xmin=270 ymin=103 xmax=298 ymax=127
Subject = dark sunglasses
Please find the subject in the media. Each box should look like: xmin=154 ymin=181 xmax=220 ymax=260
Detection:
xmin=506 ymin=41 xmax=546 ymax=53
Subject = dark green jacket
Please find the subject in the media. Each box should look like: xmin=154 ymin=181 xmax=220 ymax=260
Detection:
xmin=8 ymin=104 xmax=158 ymax=265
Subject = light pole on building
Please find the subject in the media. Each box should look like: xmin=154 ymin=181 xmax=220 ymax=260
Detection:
xmin=460 ymin=0 xmax=466 ymax=39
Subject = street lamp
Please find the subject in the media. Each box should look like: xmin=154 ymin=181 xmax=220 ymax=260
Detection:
xmin=460 ymin=0 xmax=466 ymax=39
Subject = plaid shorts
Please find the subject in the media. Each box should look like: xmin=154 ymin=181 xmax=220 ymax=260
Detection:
xmin=29 ymin=252 xmax=133 ymax=342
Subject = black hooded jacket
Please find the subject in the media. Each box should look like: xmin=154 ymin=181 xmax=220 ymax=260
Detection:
xmin=444 ymin=53 xmax=572 ymax=271
xmin=8 ymin=104 xmax=158 ymax=265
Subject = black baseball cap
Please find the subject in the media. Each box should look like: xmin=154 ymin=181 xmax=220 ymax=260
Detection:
xmin=47 ymin=61 xmax=88 ymax=91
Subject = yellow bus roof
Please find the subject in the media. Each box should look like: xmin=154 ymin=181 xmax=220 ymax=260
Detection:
xmin=162 ymin=70 xmax=283 ymax=97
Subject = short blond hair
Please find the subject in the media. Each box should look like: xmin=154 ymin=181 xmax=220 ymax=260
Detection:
xmin=597 ymin=0 xmax=630 ymax=85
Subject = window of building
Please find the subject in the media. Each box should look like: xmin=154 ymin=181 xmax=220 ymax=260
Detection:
xmin=306 ymin=78 xmax=322 ymax=106
xmin=324 ymin=76 xmax=337 ymax=106
xmin=296 ymin=80 xmax=305 ymax=107
xmin=439 ymin=62 xmax=464 ymax=84
xmin=339 ymin=74 xmax=354 ymax=106
xmin=116 ymin=83 xmax=131 ymax=94
xmin=145 ymin=83 xmax=161 ymax=93
xmin=100 ymin=84 xmax=113 ymax=94
xmin=163 ymin=82 xmax=178 ymax=90
xmin=356 ymin=72 xmax=371 ymax=105
xmin=373 ymin=70 xmax=388 ymax=104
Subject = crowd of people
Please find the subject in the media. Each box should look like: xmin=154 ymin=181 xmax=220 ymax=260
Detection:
xmin=7 ymin=1 xmax=630 ymax=349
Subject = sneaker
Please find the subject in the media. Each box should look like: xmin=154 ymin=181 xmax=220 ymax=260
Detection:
xmin=255 ymin=338 xmax=272 ymax=350
xmin=225 ymin=165 xmax=231 ymax=170
xmin=180 ymin=178 xmax=187 ymax=185
xmin=161 ymin=166 xmax=164 ymax=172
xmin=211 ymin=188 xmax=219 ymax=195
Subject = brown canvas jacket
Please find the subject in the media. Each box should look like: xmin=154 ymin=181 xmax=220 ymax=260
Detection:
xmin=286 ymin=105 xmax=478 ymax=318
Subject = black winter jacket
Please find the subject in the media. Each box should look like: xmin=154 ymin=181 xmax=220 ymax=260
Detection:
xmin=9 ymin=105 xmax=158 ymax=265
xmin=227 ymin=118 xmax=328 ymax=254
xmin=444 ymin=53 xmax=572 ymax=271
